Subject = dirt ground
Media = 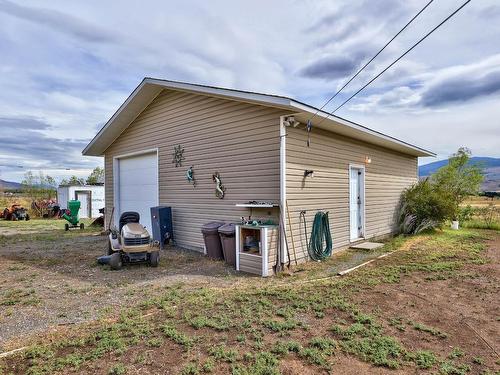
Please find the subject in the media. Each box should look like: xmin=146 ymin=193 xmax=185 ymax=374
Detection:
xmin=353 ymin=235 xmax=500 ymax=373
xmin=0 ymin=221 xmax=499 ymax=374
xmin=0 ymin=221 xmax=240 ymax=351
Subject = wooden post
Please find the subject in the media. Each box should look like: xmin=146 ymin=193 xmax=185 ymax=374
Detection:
xmin=286 ymin=200 xmax=298 ymax=265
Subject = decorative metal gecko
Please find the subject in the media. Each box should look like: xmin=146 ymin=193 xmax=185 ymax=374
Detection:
xmin=172 ymin=145 xmax=185 ymax=167
xmin=212 ymin=172 xmax=226 ymax=199
xmin=186 ymin=166 xmax=196 ymax=187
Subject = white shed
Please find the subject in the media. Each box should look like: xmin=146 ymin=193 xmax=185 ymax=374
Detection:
xmin=57 ymin=185 xmax=105 ymax=218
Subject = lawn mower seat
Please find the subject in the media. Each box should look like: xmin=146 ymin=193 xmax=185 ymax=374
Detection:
xmin=119 ymin=211 xmax=140 ymax=232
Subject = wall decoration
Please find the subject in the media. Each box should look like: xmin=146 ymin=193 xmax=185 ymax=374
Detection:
xmin=212 ymin=172 xmax=226 ymax=199
xmin=186 ymin=165 xmax=196 ymax=187
xmin=172 ymin=145 xmax=185 ymax=167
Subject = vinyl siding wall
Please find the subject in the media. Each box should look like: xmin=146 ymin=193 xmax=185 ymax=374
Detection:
xmin=104 ymin=89 xmax=283 ymax=251
xmin=285 ymin=126 xmax=417 ymax=263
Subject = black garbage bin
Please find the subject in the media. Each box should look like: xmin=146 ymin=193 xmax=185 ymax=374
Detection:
xmin=218 ymin=223 xmax=236 ymax=267
xmin=201 ymin=222 xmax=225 ymax=259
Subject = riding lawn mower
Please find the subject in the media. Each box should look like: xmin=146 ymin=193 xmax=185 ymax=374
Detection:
xmin=103 ymin=211 xmax=160 ymax=270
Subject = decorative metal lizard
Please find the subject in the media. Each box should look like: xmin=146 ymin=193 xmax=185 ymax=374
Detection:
xmin=186 ymin=166 xmax=196 ymax=187
xmin=212 ymin=172 xmax=226 ymax=199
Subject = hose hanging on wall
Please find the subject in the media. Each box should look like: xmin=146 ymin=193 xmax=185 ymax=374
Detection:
xmin=300 ymin=211 xmax=333 ymax=261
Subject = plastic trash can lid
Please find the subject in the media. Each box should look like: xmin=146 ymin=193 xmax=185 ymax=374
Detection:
xmin=201 ymin=221 xmax=225 ymax=234
xmin=218 ymin=223 xmax=235 ymax=235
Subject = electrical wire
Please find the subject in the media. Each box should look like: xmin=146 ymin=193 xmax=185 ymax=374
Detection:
xmin=307 ymin=0 xmax=435 ymax=124
xmin=326 ymin=0 xmax=472 ymax=117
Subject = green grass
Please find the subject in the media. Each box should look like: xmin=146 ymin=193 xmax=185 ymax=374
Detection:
xmin=332 ymin=322 xmax=404 ymax=369
xmin=201 ymin=358 xmax=215 ymax=372
xmin=108 ymin=363 xmax=127 ymax=375
xmin=388 ymin=317 xmax=406 ymax=331
xmin=462 ymin=219 xmax=500 ymax=230
xmin=0 ymin=218 xmax=99 ymax=245
xmin=0 ymin=288 xmax=41 ymax=306
xmin=472 ymin=356 xmax=484 ymax=365
xmin=186 ymin=314 xmax=231 ymax=331
xmin=412 ymin=322 xmax=448 ymax=339
xmin=232 ymin=352 xmax=280 ymax=375
xmin=271 ymin=340 xmax=302 ymax=355
xmin=1 ymin=228 xmax=495 ymax=374
xmin=263 ymin=318 xmax=299 ymax=332
xmin=161 ymin=324 xmax=195 ymax=349
xmin=0 ymin=218 xmax=95 ymax=230
xmin=411 ymin=350 xmax=438 ymax=369
xmin=439 ymin=360 xmax=471 ymax=375
xmin=209 ymin=345 xmax=239 ymax=363
xmin=180 ymin=362 xmax=200 ymax=375
xmin=448 ymin=347 xmax=464 ymax=359
xmin=146 ymin=337 xmax=163 ymax=347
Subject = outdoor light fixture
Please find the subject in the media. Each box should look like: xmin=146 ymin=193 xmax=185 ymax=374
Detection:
xmin=365 ymin=156 xmax=372 ymax=164
xmin=283 ymin=116 xmax=301 ymax=127
xmin=304 ymin=170 xmax=314 ymax=178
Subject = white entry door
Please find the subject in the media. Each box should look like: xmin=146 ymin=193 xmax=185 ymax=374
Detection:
xmin=116 ymin=152 xmax=158 ymax=233
xmin=349 ymin=166 xmax=364 ymax=241
xmin=76 ymin=191 xmax=90 ymax=218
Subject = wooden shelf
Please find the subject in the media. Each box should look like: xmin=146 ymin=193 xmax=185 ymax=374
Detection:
xmin=235 ymin=203 xmax=278 ymax=208
xmin=236 ymin=224 xmax=278 ymax=277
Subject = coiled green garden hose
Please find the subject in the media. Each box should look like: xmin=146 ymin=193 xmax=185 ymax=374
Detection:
xmin=300 ymin=211 xmax=333 ymax=261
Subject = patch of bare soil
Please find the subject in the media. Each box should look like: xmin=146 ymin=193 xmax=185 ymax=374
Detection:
xmin=0 ymin=228 xmax=39 ymax=236
xmin=68 ymin=341 xmax=188 ymax=375
xmin=352 ymin=234 xmax=500 ymax=373
xmin=0 ymin=233 xmax=239 ymax=351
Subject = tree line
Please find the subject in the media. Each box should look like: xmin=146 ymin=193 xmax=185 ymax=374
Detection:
xmin=19 ymin=167 xmax=104 ymax=201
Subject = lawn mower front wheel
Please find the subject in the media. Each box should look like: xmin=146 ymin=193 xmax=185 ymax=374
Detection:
xmin=80 ymin=223 xmax=85 ymax=230
xmin=150 ymin=251 xmax=159 ymax=267
xmin=109 ymin=252 xmax=123 ymax=270
xmin=65 ymin=223 xmax=69 ymax=231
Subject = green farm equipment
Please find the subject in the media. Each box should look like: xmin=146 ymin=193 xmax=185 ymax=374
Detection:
xmin=62 ymin=200 xmax=85 ymax=231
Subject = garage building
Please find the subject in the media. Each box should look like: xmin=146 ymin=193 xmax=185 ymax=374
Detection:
xmin=82 ymin=78 xmax=433 ymax=263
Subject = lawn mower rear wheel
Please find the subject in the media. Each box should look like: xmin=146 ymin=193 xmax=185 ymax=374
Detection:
xmin=109 ymin=252 xmax=122 ymax=270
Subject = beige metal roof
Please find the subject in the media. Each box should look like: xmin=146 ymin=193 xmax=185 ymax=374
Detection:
xmin=82 ymin=78 xmax=434 ymax=157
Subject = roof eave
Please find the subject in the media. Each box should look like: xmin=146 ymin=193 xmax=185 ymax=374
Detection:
xmin=82 ymin=78 xmax=294 ymax=156
xmin=83 ymin=79 xmax=163 ymax=156
xmin=288 ymin=101 xmax=435 ymax=158
xmin=82 ymin=78 xmax=435 ymax=158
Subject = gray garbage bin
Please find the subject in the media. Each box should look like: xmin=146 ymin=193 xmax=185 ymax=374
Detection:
xmin=218 ymin=223 xmax=236 ymax=267
xmin=201 ymin=222 xmax=225 ymax=259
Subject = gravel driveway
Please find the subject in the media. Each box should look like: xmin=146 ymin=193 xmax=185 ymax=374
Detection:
xmin=0 ymin=221 xmax=238 ymax=351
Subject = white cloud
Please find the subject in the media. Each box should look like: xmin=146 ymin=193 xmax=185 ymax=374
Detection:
xmin=0 ymin=0 xmax=499 ymax=181
xmin=342 ymin=53 xmax=500 ymax=112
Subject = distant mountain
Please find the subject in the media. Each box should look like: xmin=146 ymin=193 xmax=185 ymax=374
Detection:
xmin=419 ymin=157 xmax=500 ymax=192
xmin=0 ymin=179 xmax=22 ymax=189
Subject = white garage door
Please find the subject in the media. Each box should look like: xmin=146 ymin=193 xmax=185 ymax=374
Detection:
xmin=117 ymin=152 xmax=158 ymax=233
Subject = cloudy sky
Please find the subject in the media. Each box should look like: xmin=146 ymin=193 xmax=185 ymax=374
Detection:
xmin=1 ymin=0 xmax=499 ymax=182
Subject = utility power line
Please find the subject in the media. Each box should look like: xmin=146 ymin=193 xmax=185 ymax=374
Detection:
xmin=308 ymin=0 xmax=435 ymax=123
xmin=325 ymin=0 xmax=472 ymax=119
